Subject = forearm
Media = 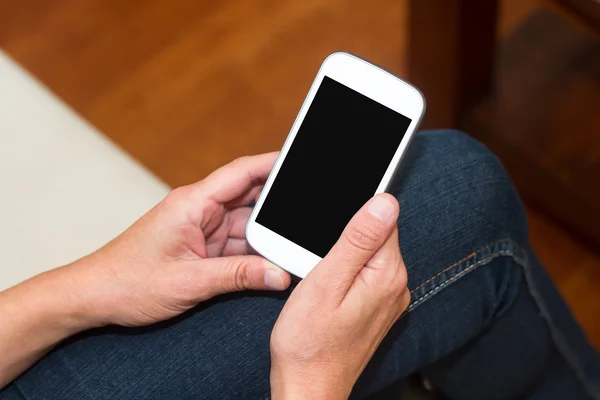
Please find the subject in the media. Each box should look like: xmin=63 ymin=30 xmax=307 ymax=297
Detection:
xmin=0 ymin=263 xmax=96 ymax=388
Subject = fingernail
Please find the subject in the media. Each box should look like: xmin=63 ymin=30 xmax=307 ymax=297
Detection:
xmin=264 ymin=269 xmax=286 ymax=290
xmin=367 ymin=195 xmax=396 ymax=222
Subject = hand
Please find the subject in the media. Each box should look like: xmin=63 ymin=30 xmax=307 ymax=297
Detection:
xmin=0 ymin=153 xmax=293 ymax=386
xmin=60 ymin=153 xmax=291 ymax=328
xmin=269 ymin=194 xmax=410 ymax=400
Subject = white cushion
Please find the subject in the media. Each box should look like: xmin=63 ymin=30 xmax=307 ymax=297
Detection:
xmin=0 ymin=50 xmax=170 ymax=291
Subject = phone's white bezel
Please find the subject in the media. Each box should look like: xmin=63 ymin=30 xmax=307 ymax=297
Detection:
xmin=246 ymin=52 xmax=425 ymax=278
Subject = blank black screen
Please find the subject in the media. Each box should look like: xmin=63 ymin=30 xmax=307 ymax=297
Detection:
xmin=256 ymin=76 xmax=411 ymax=257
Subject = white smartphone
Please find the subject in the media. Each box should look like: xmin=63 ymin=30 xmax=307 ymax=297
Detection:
xmin=246 ymin=52 xmax=425 ymax=278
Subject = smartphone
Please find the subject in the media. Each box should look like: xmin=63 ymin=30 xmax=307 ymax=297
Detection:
xmin=246 ymin=52 xmax=425 ymax=278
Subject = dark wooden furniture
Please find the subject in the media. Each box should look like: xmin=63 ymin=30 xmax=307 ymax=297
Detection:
xmin=407 ymin=0 xmax=600 ymax=248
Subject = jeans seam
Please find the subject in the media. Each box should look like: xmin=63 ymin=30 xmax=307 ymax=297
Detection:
xmin=409 ymin=239 xmax=521 ymax=295
xmin=521 ymin=256 xmax=600 ymax=399
xmin=408 ymin=250 xmax=525 ymax=311
xmin=5 ymin=383 xmax=27 ymax=400
xmin=406 ymin=238 xmax=600 ymax=399
xmin=408 ymin=239 xmax=524 ymax=312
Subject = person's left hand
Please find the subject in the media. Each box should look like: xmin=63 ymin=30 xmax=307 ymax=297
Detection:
xmin=55 ymin=152 xmax=291 ymax=329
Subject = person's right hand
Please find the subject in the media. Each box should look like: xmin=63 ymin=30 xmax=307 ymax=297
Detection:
xmin=270 ymin=193 xmax=410 ymax=400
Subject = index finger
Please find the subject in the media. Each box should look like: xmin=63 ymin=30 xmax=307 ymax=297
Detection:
xmin=193 ymin=152 xmax=278 ymax=205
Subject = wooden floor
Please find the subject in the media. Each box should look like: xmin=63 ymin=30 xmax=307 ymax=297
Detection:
xmin=1 ymin=0 xmax=599 ymax=349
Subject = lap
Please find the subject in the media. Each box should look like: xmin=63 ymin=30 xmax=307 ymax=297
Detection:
xmin=11 ymin=293 xmax=286 ymax=399
xmin=2 ymin=130 xmax=546 ymax=399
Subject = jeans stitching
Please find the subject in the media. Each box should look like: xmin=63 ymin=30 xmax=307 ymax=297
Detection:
xmin=405 ymin=239 xmax=600 ymax=399
xmin=408 ymin=245 xmax=525 ymax=312
xmin=410 ymin=239 xmax=519 ymax=295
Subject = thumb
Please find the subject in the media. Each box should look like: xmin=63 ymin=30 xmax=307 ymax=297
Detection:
xmin=200 ymin=255 xmax=291 ymax=295
xmin=308 ymin=193 xmax=399 ymax=299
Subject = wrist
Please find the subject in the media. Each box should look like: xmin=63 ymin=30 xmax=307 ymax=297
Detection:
xmin=51 ymin=257 xmax=113 ymax=332
xmin=270 ymin=367 xmax=351 ymax=400
xmin=270 ymin=383 xmax=349 ymax=400
xmin=6 ymin=262 xmax=102 ymax=337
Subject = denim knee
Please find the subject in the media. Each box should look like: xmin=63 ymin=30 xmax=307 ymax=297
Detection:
xmin=392 ymin=129 xmax=528 ymax=252
xmin=390 ymin=130 xmax=530 ymax=310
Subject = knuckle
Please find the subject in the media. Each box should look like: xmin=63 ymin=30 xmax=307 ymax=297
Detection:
xmin=229 ymin=259 xmax=252 ymax=291
xmin=395 ymin=271 xmax=410 ymax=307
xmin=231 ymin=155 xmax=251 ymax=168
xmin=393 ymin=264 xmax=409 ymax=290
xmin=382 ymin=260 xmax=408 ymax=297
xmin=392 ymin=273 xmax=409 ymax=298
xmin=394 ymin=288 xmax=412 ymax=318
xmin=270 ymin=329 xmax=285 ymax=354
xmin=401 ymin=288 xmax=411 ymax=308
xmin=343 ymin=223 xmax=381 ymax=252
xmin=162 ymin=186 xmax=189 ymax=208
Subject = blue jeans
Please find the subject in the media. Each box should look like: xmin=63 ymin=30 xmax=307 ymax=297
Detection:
xmin=2 ymin=130 xmax=599 ymax=400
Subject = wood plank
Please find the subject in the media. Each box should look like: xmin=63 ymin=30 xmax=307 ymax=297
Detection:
xmin=406 ymin=0 xmax=498 ymax=129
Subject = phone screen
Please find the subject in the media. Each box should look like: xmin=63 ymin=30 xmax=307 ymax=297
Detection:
xmin=256 ymin=76 xmax=412 ymax=257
